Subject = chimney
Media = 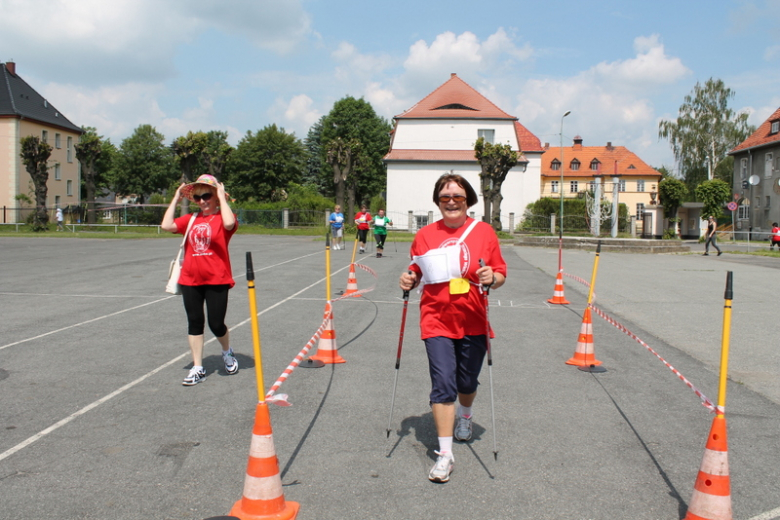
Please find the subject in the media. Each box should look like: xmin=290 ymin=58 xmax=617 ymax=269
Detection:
xmin=451 ymin=73 xmax=457 ymax=78
xmin=5 ymin=61 xmax=15 ymax=75
xmin=606 ymin=141 xmax=613 ymax=151
xmin=544 ymin=142 xmax=549 ymax=150
xmin=573 ymin=135 xmax=583 ymax=150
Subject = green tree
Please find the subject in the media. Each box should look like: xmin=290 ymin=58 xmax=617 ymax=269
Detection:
xmin=474 ymin=137 xmax=519 ymax=231
xmin=112 ymin=125 xmax=176 ymax=204
xmin=202 ymin=130 xmax=233 ymax=180
xmin=303 ymin=116 xmax=328 ymax=194
xmin=76 ymin=127 xmax=112 ymax=224
xmin=658 ymin=177 xmax=688 ymax=235
xmin=326 ymin=137 xmax=362 ymax=214
xmin=695 ymin=179 xmax=731 ymax=219
xmin=19 ymin=135 xmax=53 ymax=231
xmin=659 ymin=78 xmax=754 ymax=191
xmin=227 ymin=124 xmax=305 ymax=202
xmin=320 ymin=97 xmax=391 ymax=217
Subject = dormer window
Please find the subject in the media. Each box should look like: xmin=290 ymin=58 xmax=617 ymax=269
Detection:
xmin=570 ymin=159 xmax=580 ymax=171
xmin=551 ymin=159 xmax=561 ymax=171
xmin=590 ymin=159 xmax=600 ymax=171
xmin=771 ymin=120 xmax=780 ymax=134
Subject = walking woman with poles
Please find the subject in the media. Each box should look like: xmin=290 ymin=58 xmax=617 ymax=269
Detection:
xmin=398 ymin=172 xmax=506 ymax=483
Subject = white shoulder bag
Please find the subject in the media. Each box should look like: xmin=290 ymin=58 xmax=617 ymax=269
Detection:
xmin=165 ymin=213 xmax=198 ymax=295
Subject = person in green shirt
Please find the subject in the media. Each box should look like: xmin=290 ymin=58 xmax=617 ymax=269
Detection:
xmin=372 ymin=209 xmax=393 ymax=258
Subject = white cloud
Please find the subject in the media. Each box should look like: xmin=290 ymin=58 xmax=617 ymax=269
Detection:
xmin=284 ymin=94 xmax=321 ymax=130
xmin=764 ymin=44 xmax=780 ymax=61
xmin=592 ymin=34 xmax=690 ymax=87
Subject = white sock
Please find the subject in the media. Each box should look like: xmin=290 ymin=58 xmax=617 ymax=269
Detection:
xmin=438 ymin=436 xmax=453 ymax=454
xmin=458 ymin=405 xmax=472 ymax=418
xmin=192 ymin=364 xmax=203 ymax=372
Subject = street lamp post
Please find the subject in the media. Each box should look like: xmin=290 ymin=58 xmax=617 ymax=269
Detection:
xmin=558 ymin=110 xmax=571 ymax=272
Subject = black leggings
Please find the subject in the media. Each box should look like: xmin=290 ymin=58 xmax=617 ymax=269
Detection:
xmin=375 ymin=233 xmax=387 ymax=249
xmin=180 ymin=284 xmax=230 ymax=337
xmin=357 ymin=229 xmax=368 ymax=244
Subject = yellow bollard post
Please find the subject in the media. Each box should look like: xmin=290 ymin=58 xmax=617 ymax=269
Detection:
xmin=682 ymin=271 xmax=733 ymax=520
xmin=229 ymin=252 xmax=300 ymax=520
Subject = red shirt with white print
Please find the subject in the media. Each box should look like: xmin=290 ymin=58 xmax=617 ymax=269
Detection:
xmin=174 ymin=212 xmax=237 ymax=288
xmin=408 ymin=218 xmax=507 ymax=340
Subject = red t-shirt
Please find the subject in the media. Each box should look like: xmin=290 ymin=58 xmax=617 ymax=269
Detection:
xmin=355 ymin=211 xmax=372 ymax=230
xmin=174 ymin=212 xmax=238 ymax=288
xmin=408 ymin=218 xmax=507 ymax=340
xmin=772 ymin=226 xmax=780 ymax=243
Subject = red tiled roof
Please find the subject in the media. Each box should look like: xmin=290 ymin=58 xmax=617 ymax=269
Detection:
xmin=729 ymin=106 xmax=780 ymax=154
xmin=396 ymin=73 xmax=515 ymax=120
xmin=541 ymin=144 xmax=660 ymax=178
xmin=384 ymin=149 xmax=528 ymax=163
xmin=514 ymin=121 xmax=544 ymax=152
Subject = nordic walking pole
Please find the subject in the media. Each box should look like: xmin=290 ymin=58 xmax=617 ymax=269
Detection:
xmin=386 ymin=271 xmax=412 ymax=438
xmin=479 ymin=259 xmax=498 ymax=460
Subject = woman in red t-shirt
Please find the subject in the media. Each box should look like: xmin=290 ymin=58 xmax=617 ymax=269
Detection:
xmin=771 ymin=222 xmax=780 ymax=251
xmin=399 ymin=173 xmax=506 ymax=483
xmin=161 ymin=174 xmax=239 ymax=386
xmin=354 ymin=204 xmax=372 ymax=254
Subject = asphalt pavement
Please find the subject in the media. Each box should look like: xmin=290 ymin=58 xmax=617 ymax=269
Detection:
xmin=0 ymin=235 xmax=778 ymax=520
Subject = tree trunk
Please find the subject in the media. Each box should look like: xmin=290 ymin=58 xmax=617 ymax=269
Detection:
xmin=491 ymin=186 xmax=504 ymax=232
xmin=33 ymin=166 xmax=49 ymax=229
xmin=347 ymin=183 xmax=356 ymax=222
xmin=480 ymin=174 xmax=492 ymax=223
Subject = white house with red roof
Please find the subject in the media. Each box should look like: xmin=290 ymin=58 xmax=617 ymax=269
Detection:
xmin=728 ymin=106 xmax=780 ymax=238
xmin=384 ymin=73 xmax=544 ymax=231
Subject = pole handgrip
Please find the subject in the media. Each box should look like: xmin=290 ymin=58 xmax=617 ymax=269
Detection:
xmin=246 ymin=252 xmax=255 ymax=281
xmin=724 ymin=271 xmax=733 ymax=300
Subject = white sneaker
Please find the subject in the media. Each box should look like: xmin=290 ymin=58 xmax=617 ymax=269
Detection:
xmin=428 ymin=451 xmax=454 ymax=483
xmin=182 ymin=366 xmax=206 ymax=386
xmin=454 ymin=414 xmax=473 ymax=442
xmin=222 ymin=349 xmax=238 ymax=375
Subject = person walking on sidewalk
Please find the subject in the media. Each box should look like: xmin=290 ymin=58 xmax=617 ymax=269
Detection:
xmin=703 ymin=215 xmax=722 ymax=256
xmin=329 ymin=205 xmax=345 ymax=250
xmin=55 ymin=207 xmax=64 ymax=231
xmin=373 ymin=209 xmax=392 ymax=257
xmin=161 ymin=174 xmax=240 ymax=386
xmin=354 ymin=204 xmax=372 ymax=254
xmin=399 ymin=173 xmax=506 ymax=483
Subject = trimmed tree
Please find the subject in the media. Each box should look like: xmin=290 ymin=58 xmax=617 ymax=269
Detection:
xmin=475 ymin=137 xmax=518 ymax=232
xmin=20 ymin=136 xmax=53 ymax=231
xmin=695 ymin=179 xmax=731 ymax=219
xmin=75 ymin=127 xmax=105 ymax=224
xmin=658 ymin=177 xmax=688 ymax=235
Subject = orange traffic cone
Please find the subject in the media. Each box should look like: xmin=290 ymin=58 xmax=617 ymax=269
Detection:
xmin=309 ymin=302 xmax=345 ymax=364
xmin=229 ymin=402 xmax=300 ymax=520
xmin=547 ymin=270 xmax=570 ymax=305
xmin=566 ymin=307 xmax=602 ymax=367
xmin=343 ymin=263 xmax=360 ymax=297
xmin=684 ymin=415 xmax=732 ymax=520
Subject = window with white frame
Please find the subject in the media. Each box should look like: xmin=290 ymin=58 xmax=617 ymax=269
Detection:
xmin=477 ymin=129 xmax=495 ymax=144
xmin=66 ymin=180 xmax=73 ymax=196
xmin=54 ymin=163 xmax=61 ymax=180
xmin=41 ymin=130 xmax=48 ymax=144
xmin=740 ymin=158 xmax=748 ymax=179
xmin=738 ymin=205 xmax=749 ymax=220
xmin=772 ymin=121 xmax=780 ymax=134
xmin=55 ymin=195 xmax=61 ymax=207
xmin=67 ymin=136 xmax=73 ymax=163
xmin=590 ymin=159 xmax=600 ymax=171
xmin=637 ymin=179 xmax=645 ymax=192
xmin=570 ymin=159 xmax=580 ymax=171
xmin=551 ymin=180 xmax=559 ymax=193
xmin=570 ymin=181 xmax=578 ymax=193
xmin=636 ymin=203 xmax=645 ymax=217
xmin=587 ymin=181 xmax=595 ymax=192
xmin=618 ymin=179 xmax=626 ymax=192
xmin=55 ymin=133 xmax=61 ymax=148
xmin=550 ymin=159 xmax=560 ymax=171
xmin=766 ymin=153 xmax=773 ymax=178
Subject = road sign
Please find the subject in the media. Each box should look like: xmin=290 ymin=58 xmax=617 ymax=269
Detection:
xmin=727 ymin=202 xmax=738 ymax=211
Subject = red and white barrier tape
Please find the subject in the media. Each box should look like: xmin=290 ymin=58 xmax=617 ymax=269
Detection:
xmin=265 ymin=305 xmax=330 ymax=406
xmin=332 ymin=262 xmax=378 ymax=302
xmin=589 ymin=303 xmax=717 ymax=413
xmin=562 ymin=271 xmax=597 ymax=302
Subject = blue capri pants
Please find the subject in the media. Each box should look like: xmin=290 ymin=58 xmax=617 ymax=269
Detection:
xmin=424 ymin=335 xmax=487 ymax=404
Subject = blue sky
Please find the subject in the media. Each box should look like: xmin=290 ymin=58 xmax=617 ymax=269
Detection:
xmin=2 ymin=0 xmax=779 ymax=171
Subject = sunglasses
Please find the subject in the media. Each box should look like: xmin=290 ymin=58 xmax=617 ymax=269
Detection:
xmin=438 ymin=194 xmax=467 ymax=203
xmin=193 ymin=192 xmax=213 ymax=202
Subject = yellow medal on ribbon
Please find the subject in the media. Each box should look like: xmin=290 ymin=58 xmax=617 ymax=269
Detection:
xmin=449 ymin=277 xmax=469 ymax=294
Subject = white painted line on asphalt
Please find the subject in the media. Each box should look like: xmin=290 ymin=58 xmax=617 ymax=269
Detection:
xmin=747 ymin=507 xmax=780 ymax=520
xmin=0 ymin=251 xmax=324 ymax=353
xmin=0 ymin=257 xmax=346 ymax=464
xmin=0 ymin=297 xmax=175 ymax=352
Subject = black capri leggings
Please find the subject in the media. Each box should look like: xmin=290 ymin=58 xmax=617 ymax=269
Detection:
xmin=374 ymin=233 xmax=387 ymax=248
xmin=357 ymin=228 xmax=368 ymax=244
xmin=180 ymin=284 xmax=230 ymax=337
